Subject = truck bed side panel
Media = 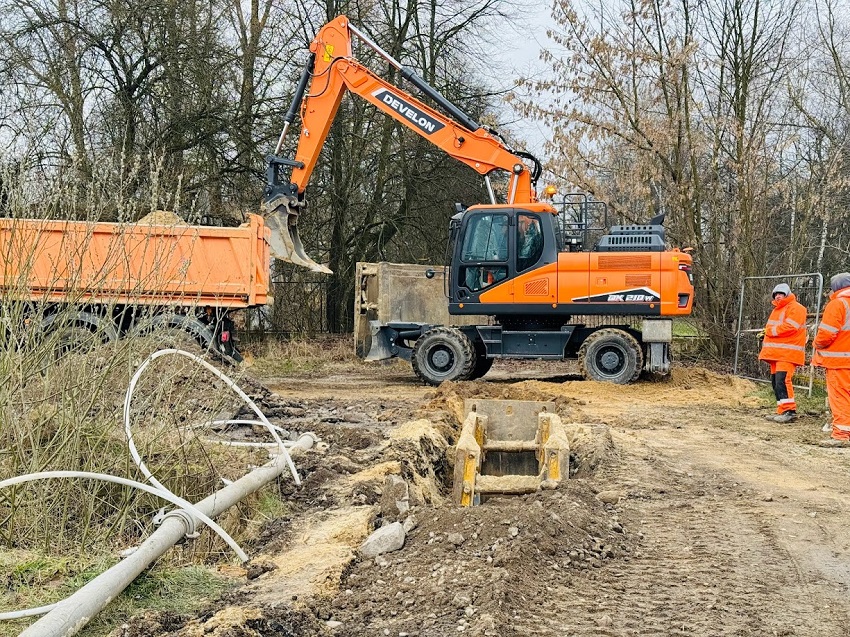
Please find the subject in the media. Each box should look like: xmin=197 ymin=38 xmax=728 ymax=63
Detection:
xmin=0 ymin=214 xmax=270 ymax=308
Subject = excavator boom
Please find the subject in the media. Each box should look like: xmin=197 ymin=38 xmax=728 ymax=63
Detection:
xmin=263 ymin=15 xmax=545 ymax=273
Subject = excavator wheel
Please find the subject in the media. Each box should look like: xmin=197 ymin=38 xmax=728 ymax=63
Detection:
xmin=467 ymin=342 xmax=494 ymax=380
xmin=578 ymin=328 xmax=643 ymax=384
xmin=412 ymin=327 xmax=475 ymax=386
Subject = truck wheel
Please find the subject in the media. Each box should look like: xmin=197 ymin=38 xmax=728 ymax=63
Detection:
xmin=578 ymin=328 xmax=643 ymax=384
xmin=39 ymin=311 xmax=118 ymax=362
xmin=130 ymin=314 xmax=214 ymax=356
xmin=412 ymin=327 xmax=475 ymax=386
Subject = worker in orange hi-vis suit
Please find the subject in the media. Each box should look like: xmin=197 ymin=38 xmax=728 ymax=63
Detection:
xmin=813 ymin=272 xmax=850 ymax=442
xmin=758 ymin=283 xmax=808 ymax=423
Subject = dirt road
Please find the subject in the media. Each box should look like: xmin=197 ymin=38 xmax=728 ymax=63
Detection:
xmin=137 ymin=363 xmax=850 ymax=636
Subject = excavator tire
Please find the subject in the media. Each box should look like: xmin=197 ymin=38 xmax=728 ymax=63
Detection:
xmin=412 ymin=327 xmax=476 ymax=386
xmin=578 ymin=328 xmax=643 ymax=384
xmin=467 ymin=342 xmax=494 ymax=380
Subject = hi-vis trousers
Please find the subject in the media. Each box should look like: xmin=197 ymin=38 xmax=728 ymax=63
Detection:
xmin=769 ymin=361 xmax=797 ymax=414
xmin=826 ymin=368 xmax=850 ymax=440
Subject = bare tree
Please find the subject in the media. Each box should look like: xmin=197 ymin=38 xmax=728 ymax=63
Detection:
xmin=285 ymin=0 xmax=517 ymax=331
xmin=517 ymin=0 xmax=806 ymax=356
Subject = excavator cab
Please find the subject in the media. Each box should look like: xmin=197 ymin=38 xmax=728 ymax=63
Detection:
xmin=448 ymin=204 xmax=558 ymax=303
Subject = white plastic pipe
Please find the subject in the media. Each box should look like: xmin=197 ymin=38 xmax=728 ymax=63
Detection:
xmin=0 ymin=604 xmax=56 ymax=621
xmin=203 ymin=419 xmax=291 ymax=436
xmin=124 ymin=349 xmax=301 ymax=488
xmin=0 ymin=469 xmax=249 ymax=622
xmin=202 ymin=432 xmax=319 ymax=451
xmin=18 ymin=441 xmax=313 ymax=637
xmin=0 ymin=471 xmax=247 ymax=562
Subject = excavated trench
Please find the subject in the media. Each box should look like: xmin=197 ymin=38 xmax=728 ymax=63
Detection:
xmin=113 ymin=380 xmax=624 ymax=637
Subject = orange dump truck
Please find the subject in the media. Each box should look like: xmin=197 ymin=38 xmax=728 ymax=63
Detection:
xmin=0 ymin=212 xmax=271 ymax=360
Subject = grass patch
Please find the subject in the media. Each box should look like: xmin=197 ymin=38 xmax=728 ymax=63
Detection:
xmin=672 ymin=319 xmax=706 ymax=337
xmin=0 ymin=551 xmax=234 ymax=636
xmin=246 ymin=334 xmax=357 ymax=377
xmin=255 ymin=490 xmax=291 ymax=520
xmin=752 ymin=379 xmax=829 ymax=415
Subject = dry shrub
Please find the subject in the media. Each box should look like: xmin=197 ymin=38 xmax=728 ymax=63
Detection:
xmin=0 ymin=159 xmax=288 ymax=563
xmin=0 ymin=329 xmax=282 ymax=558
xmin=246 ymin=334 xmax=357 ymax=376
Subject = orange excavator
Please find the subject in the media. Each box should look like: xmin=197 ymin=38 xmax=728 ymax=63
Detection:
xmin=265 ymin=16 xmax=694 ymax=384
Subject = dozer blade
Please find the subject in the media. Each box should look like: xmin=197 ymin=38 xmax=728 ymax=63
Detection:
xmin=364 ymin=322 xmax=394 ymax=362
xmin=263 ymin=195 xmax=332 ymax=274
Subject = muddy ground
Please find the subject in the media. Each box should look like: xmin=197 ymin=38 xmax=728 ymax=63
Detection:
xmin=116 ymin=361 xmax=850 ymax=637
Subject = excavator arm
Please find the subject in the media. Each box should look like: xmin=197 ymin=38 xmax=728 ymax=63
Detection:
xmin=263 ymin=15 xmax=543 ymax=273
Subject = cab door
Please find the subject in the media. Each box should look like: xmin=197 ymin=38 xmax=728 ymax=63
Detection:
xmin=508 ymin=212 xmax=558 ymax=305
xmin=452 ymin=211 xmax=511 ymax=302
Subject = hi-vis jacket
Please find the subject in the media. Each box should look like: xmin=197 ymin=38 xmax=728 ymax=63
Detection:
xmin=813 ymin=287 xmax=850 ymax=369
xmin=759 ymin=293 xmax=808 ymax=366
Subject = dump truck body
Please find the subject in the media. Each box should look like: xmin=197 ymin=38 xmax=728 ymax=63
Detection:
xmin=0 ymin=214 xmax=270 ymax=307
xmin=0 ymin=213 xmax=272 ymax=360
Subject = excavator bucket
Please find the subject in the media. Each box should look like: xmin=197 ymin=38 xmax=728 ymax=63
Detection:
xmin=262 ymin=194 xmax=332 ymax=275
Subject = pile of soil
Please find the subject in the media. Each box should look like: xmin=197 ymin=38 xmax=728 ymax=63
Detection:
xmin=322 ymin=483 xmax=631 ymax=637
xmin=136 ymin=210 xmax=189 ymax=225
xmin=94 ymin=361 xmax=850 ymax=637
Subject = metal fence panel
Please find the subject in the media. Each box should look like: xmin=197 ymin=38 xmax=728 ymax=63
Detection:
xmin=242 ymin=277 xmax=329 ymax=340
xmin=733 ymin=273 xmax=824 ymax=395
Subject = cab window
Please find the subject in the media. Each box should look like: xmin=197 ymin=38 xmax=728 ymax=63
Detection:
xmin=516 ymin=213 xmax=543 ymax=272
xmin=461 ymin=213 xmax=509 ymax=262
xmin=459 ymin=213 xmax=509 ymax=292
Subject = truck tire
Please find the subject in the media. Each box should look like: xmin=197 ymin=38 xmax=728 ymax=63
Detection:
xmin=412 ymin=327 xmax=475 ymax=386
xmin=40 ymin=311 xmax=119 ymax=344
xmin=578 ymin=328 xmax=643 ymax=384
xmin=130 ymin=314 xmax=214 ymax=355
xmin=37 ymin=311 xmax=118 ymax=367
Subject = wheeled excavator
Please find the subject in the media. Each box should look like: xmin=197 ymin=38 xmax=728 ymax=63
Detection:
xmin=264 ymin=16 xmax=694 ymax=385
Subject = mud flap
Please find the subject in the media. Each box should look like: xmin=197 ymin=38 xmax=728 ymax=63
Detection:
xmin=212 ymin=314 xmax=243 ymax=364
xmin=642 ymin=319 xmax=672 ymax=375
xmin=263 ymin=194 xmax=332 ymax=274
xmin=645 ymin=342 xmax=670 ymax=374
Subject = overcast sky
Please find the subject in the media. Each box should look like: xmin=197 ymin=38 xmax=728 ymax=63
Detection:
xmin=490 ymin=7 xmax=556 ymax=160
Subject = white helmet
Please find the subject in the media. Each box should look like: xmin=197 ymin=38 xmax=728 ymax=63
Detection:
xmin=771 ymin=283 xmax=791 ymax=298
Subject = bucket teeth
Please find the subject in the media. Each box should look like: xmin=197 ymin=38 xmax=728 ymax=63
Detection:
xmin=263 ymin=196 xmax=332 ymax=274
